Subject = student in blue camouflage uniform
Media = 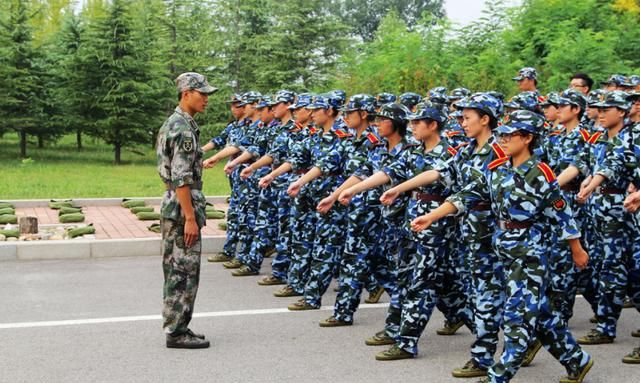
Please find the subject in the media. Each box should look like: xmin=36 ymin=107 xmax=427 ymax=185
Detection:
xmin=380 ymin=93 xmax=508 ymax=378
xmin=316 ymin=99 xmax=406 ymax=327
xmin=445 ymin=88 xmax=472 ymax=148
xmin=238 ymin=90 xmax=298 ymax=280
xmin=206 ymin=92 xmax=264 ymax=269
xmin=332 ymin=103 xmax=412 ymax=345
xmin=204 ymin=92 xmax=260 ymax=263
xmin=158 ymin=72 xmax=217 ymax=349
xmin=571 ymin=91 xmax=636 ymax=345
xmin=227 ymin=96 xmax=282 ymax=275
xmin=286 ymin=94 xmax=353 ymax=310
xmin=366 ymin=101 xmax=469 ymax=360
xmin=412 ymin=110 xmax=593 ymax=383
xmin=259 ymin=94 xmax=319 ymax=297
xmin=542 ymin=89 xmax=592 ymax=323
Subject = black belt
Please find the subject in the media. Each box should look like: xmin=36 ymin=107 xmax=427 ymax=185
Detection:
xmin=597 ymin=186 xmax=625 ymax=195
xmin=498 ymin=220 xmax=533 ymax=230
xmin=294 ymin=168 xmax=309 ymax=175
xmin=470 ymin=201 xmax=491 ymax=211
xmin=411 ymin=191 xmax=446 ymax=203
xmin=561 ymin=184 xmax=579 ymax=192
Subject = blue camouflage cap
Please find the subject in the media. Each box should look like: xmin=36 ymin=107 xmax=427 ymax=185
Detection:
xmin=399 ymin=92 xmax=423 ymax=108
xmin=448 ymin=87 xmax=471 ymax=101
xmin=237 ymin=91 xmax=263 ymax=106
xmin=512 ymin=67 xmax=537 ymax=81
xmin=341 ymin=94 xmax=376 ymax=113
xmin=627 ymin=91 xmax=640 ymax=101
xmin=255 ymin=96 xmax=273 ymax=109
xmin=330 ymin=90 xmax=347 ymax=106
xmin=497 ymin=110 xmax=545 ymax=135
xmin=429 ymin=86 xmax=448 ymax=97
xmin=175 ymin=72 xmax=218 ymax=94
xmin=587 ymin=89 xmax=606 ymax=106
xmin=629 ymin=75 xmax=640 ymax=87
xmin=449 ymin=109 xmax=463 ymax=118
xmin=456 ymin=92 xmax=503 ymax=120
xmin=539 ymin=92 xmax=560 ymax=107
xmin=556 ymin=89 xmax=587 ymax=111
xmin=504 ymin=91 xmax=542 ymax=114
xmin=375 ymin=92 xmax=397 ymax=108
xmin=307 ymin=94 xmax=338 ymax=110
xmin=591 ymin=90 xmax=631 ymax=110
xmin=270 ymin=90 xmax=296 ymax=105
xmin=225 ymin=93 xmax=243 ymax=104
xmin=407 ymin=101 xmax=447 ymax=123
xmin=375 ymin=103 xmax=410 ymax=123
xmin=289 ymin=93 xmax=313 ymax=109
xmin=601 ymin=74 xmax=631 ymax=87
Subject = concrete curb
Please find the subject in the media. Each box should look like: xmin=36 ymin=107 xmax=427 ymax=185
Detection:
xmin=1 ymin=196 xmax=230 ymax=208
xmin=0 ymin=235 xmax=225 ymax=261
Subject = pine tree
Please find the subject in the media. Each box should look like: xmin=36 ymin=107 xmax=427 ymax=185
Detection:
xmin=0 ymin=0 xmax=40 ymax=158
xmin=81 ymin=0 xmax=168 ymax=164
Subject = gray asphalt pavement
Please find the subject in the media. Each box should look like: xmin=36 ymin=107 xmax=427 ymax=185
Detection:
xmin=0 ymin=256 xmax=638 ymax=383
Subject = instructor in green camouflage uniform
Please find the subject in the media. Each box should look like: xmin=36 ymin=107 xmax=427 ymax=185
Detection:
xmin=156 ymin=72 xmax=217 ymax=349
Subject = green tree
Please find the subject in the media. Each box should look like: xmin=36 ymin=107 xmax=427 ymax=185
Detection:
xmin=0 ymin=0 xmax=40 ymax=158
xmin=331 ymin=0 xmax=445 ymax=41
xmin=81 ymin=0 xmax=168 ymax=164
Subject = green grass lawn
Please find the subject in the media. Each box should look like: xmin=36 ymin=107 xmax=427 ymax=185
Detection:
xmin=0 ymin=133 xmax=231 ymax=199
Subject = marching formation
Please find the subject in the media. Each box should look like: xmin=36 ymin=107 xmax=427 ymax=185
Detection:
xmin=157 ymin=69 xmax=640 ymax=383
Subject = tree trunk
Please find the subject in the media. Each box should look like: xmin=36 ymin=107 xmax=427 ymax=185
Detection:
xmin=19 ymin=216 xmax=38 ymax=234
xmin=76 ymin=129 xmax=82 ymax=150
xmin=114 ymin=142 xmax=121 ymax=165
xmin=20 ymin=130 xmax=27 ymax=158
xmin=38 ymin=134 xmax=44 ymax=148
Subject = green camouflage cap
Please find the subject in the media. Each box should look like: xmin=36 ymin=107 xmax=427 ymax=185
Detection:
xmin=591 ymin=90 xmax=631 ymax=110
xmin=175 ymin=72 xmax=218 ymax=94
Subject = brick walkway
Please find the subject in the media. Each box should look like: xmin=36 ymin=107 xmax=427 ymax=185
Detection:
xmin=14 ymin=204 xmax=228 ymax=240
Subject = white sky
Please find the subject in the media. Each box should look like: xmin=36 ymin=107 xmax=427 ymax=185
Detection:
xmin=445 ymin=0 xmax=522 ymax=27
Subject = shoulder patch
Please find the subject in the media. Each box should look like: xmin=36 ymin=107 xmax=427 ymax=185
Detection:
xmin=455 ymin=142 xmax=469 ymax=150
xmin=334 ymin=129 xmax=352 ymax=139
xmin=446 ymin=130 xmax=462 ymax=138
xmin=308 ymin=127 xmax=318 ymax=135
xmin=491 ymin=142 xmax=507 ymax=159
xmin=402 ymin=142 xmax=420 ymax=150
xmin=182 ymin=134 xmax=194 ymax=153
xmin=366 ymin=132 xmax=380 ymax=144
xmin=447 ymin=146 xmax=458 ymax=156
xmin=488 ymin=156 xmax=509 ymax=170
xmin=578 ymin=129 xmax=590 ymax=142
xmin=587 ymin=131 xmax=602 ymax=144
xmin=549 ymin=130 xmax=563 ymax=136
xmin=537 ymin=162 xmax=556 ymax=183
xmin=552 ymin=197 xmax=567 ymax=211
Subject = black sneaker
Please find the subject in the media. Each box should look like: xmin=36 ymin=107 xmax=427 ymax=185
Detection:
xmin=166 ymin=332 xmax=210 ymax=349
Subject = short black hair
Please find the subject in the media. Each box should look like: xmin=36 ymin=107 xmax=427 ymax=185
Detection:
xmin=571 ymin=73 xmax=594 ymax=92
xmin=392 ymin=119 xmax=407 ymax=137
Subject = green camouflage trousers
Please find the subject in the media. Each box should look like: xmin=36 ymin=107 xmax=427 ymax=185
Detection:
xmin=161 ymin=218 xmax=202 ymax=335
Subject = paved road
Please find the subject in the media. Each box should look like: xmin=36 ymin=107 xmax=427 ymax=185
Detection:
xmin=0 ymin=256 xmax=638 ymax=383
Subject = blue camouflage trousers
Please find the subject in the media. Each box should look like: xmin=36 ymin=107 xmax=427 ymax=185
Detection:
xmin=468 ymin=238 xmax=505 ymax=369
xmin=396 ymin=227 xmax=449 ymax=355
xmin=287 ymin=190 xmax=317 ymax=294
xmin=240 ymin=168 xmax=278 ymax=272
xmin=628 ymin=212 xmax=640 ymax=312
xmin=270 ymin=181 xmax=293 ymax=281
xmin=222 ymin=168 xmax=241 ymax=257
xmin=383 ymin=234 xmax=414 ymax=339
xmin=234 ymin=164 xmax=259 ymax=260
xmin=302 ymin=199 xmax=347 ymax=307
xmin=333 ymin=197 xmax=397 ymax=323
xmin=591 ymin=193 xmax=630 ymax=338
xmin=489 ymin=234 xmax=589 ymax=383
